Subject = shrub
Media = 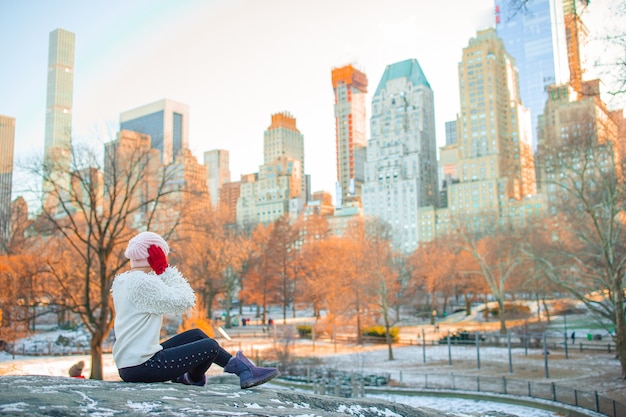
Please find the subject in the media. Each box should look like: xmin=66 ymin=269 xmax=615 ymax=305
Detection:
xmin=362 ymin=325 xmax=399 ymax=341
xmin=297 ymin=325 xmax=312 ymax=338
xmin=489 ymin=303 xmax=531 ymax=319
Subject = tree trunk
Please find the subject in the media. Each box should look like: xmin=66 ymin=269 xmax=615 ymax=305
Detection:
xmin=356 ymin=294 xmax=362 ymax=345
xmin=385 ymin=322 xmax=394 ymax=361
xmin=498 ymin=299 xmax=507 ymax=334
xmin=382 ymin=295 xmax=394 ymax=360
xmin=89 ymin=335 xmax=104 ymax=380
xmin=224 ymin=297 xmax=233 ymax=329
xmin=542 ymin=297 xmax=551 ymax=324
xmin=535 ymin=293 xmax=542 ymax=322
xmin=613 ymin=281 xmax=626 ymax=378
xmin=483 ymin=295 xmax=489 ymax=321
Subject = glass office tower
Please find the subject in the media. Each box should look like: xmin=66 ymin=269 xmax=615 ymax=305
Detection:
xmin=495 ymin=0 xmax=569 ymax=150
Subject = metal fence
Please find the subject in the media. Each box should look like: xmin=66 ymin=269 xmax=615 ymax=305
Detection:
xmin=403 ymin=373 xmax=625 ymax=417
xmin=278 ymin=366 xmax=625 ymax=417
xmin=271 ymin=329 xmax=625 ymax=417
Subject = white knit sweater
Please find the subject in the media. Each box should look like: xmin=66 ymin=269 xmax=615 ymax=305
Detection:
xmin=111 ymin=266 xmax=196 ymax=369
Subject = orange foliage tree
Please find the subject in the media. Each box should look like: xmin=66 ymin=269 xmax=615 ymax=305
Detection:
xmin=265 ymin=216 xmax=301 ymax=324
xmin=174 ymin=206 xmax=246 ymax=327
xmin=240 ymin=223 xmax=279 ymax=325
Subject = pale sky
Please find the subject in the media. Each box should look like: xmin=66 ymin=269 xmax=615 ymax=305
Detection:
xmin=0 ymin=0 xmax=618 ymax=205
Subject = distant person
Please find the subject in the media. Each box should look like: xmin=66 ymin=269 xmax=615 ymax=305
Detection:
xmin=111 ymin=231 xmax=279 ymax=388
xmin=68 ymin=360 xmax=85 ymax=378
xmin=571 ymin=331 xmax=576 ymax=345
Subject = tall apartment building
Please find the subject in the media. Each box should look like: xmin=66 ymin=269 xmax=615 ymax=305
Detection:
xmin=104 ymin=130 xmax=161 ymax=228
xmin=168 ymin=148 xmax=210 ymax=218
xmin=361 ymin=58 xmax=438 ymax=252
xmin=0 ymin=115 xmax=16 ymax=251
xmin=495 ymin=0 xmax=570 ymax=149
xmin=220 ymin=179 xmax=243 ymax=224
xmin=418 ymin=29 xmax=542 ymax=243
xmin=332 ymin=64 xmax=368 ymax=207
xmin=537 ymin=81 xmax=624 ymax=214
xmin=120 ymin=99 xmax=189 ymax=165
xmin=263 ymin=112 xmax=306 ymax=199
xmin=236 ymin=113 xmax=305 ymax=227
xmin=204 ymin=149 xmax=230 ymax=207
xmin=43 ymin=28 xmax=75 ymax=213
xmin=236 ymin=157 xmax=302 ymax=227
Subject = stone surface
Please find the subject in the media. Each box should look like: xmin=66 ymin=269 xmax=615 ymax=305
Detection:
xmin=0 ymin=375 xmax=457 ymax=417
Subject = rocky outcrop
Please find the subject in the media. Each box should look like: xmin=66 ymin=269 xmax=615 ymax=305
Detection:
xmin=0 ymin=375 xmax=454 ymax=417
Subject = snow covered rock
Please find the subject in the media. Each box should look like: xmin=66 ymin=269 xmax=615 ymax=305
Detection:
xmin=0 ymin=375 xmax=457 ymax=416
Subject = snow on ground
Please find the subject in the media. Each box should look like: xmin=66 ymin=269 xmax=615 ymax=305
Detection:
xmin=367 ymin=392 xmax=604 ymax=417
xmin=0 ymin=302 xmax=620 ymax=417
xmin=0 ymin=351 xmax=589 ymax=417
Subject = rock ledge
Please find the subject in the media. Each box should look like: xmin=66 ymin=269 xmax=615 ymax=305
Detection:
xmin=0 ymin=375 xmax=454 ymax=417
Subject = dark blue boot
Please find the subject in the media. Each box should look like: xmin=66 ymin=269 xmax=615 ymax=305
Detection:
xmin=224 ymin=351 xmax=280 ymax=388
xmin=173 ymin=372 xmax=206 ymax=386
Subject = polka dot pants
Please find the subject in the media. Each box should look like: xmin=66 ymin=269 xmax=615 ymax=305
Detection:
xmin=119 ymin=329 xmax=232 ymax=383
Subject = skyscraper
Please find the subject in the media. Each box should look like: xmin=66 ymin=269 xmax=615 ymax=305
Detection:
xmin=0 ymin=115 xmax=15 ymax=251
xmin=331 ymin=64 xmax=368 ymax=207
xmin=44 ymin=28 xmax=75 ymax=165
xmin=236 ymin=157 xmax=302 ymax=227
xmin=418 ymin=28 xmax=541 ymax=243
xmin=43 ymin=28 xmax=75 ymax=214
xmin=263 ymin=112 xmax=306 ymax=198
xmin=236 ymin=113 xmax=305 ymax=227
xmin=537 ymin=80 xmax=624 ymax=213
xmin=204 ymin=149 xmax=230 ymax=207
xmin=120 ymin=99 xmax=189 ymax=165
xmin=362 ymin=58 xmax=438 ymax=252
xmin=495 ymin=0 xmax=570 ymax=149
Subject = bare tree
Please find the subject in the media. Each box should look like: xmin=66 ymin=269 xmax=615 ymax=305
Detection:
xmin=525 ymin=135 xmax=626 ymax=377
xmin=451 ymin=214 xmax=526 ymax=334
xmin=21 ymin=135 xmax=184 ymax=379
xmin=241 ymin=223 xmax=278 ymax=325
xmin=266 ymin=216 xmax=300 ymax=325
xmin=357 ymin=218 xmax=398 ymax=360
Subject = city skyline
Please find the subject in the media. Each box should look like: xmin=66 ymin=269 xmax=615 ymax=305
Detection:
xmin=0 ymin=0 xmax=616 ymax=206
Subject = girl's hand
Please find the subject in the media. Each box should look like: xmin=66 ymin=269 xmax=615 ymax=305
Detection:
xmin=147 ymin=245 xmax=168 ymax=275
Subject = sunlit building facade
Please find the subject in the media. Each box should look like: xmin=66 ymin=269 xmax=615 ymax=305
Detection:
xmin=537 ymin=80 xmax=624 ymax=214
xmin=204 ymin=149 xmax=230 ymax=207
xmin=167 ymin=148 xmax=210 ymax=221
xmin=120 ymin=99 xmax=189 ymax=165
xmin=332 ymin=64 xmax=368 ymax=207
xmin=236 ymin=113 xmax=305 ymax=227
xmin=0 ymin=115 xmax=15 ymax=251
xmin=220 ymin=178 xmax=243 ymax=224
xmin=263 ymin=112 xmax=306 ymax=200
xmin=418 ymin=29 xmax=543 ymax=243
xmin=44 ymin=28 xmax=75 ymax=168
xmin=362 ymin=58 xmax=438 ymax=252
xmin=236 ymin=157 xmax=302 ymax=227
xmin=104 ymin=129 xmax=161 ymax=228
xmin=43 ymin=28 xmax=75 ymax=214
